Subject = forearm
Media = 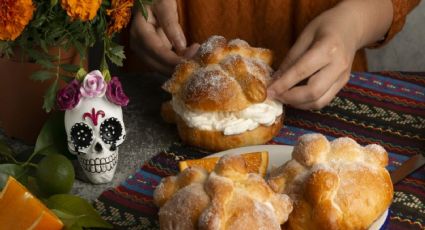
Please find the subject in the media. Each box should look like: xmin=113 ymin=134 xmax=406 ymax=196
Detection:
xmin=337 ymin=0 xmax=393 ymax=49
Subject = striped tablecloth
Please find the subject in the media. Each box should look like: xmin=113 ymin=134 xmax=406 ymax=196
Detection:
xmin=94 ymin=72 xmax=425 ymax=230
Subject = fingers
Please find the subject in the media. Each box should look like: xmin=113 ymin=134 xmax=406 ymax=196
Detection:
xmin=268 ymin=39 xmax=332 ymax=96
xmin=131 ymin=8 xmax=183 ymax=73
xmin=292 ymin=72 xmax=350 ymax=110
xmin=131 ymin=42 xmax=175 ymax=75
xmin=277 ymin=32 xmax=314 ymax=73
xmin=275 ymin=63 xmax=341 ymax=105
xmin=182 ymin=43 xmax=200 ymax=58
xmin=157 ymin=27 xmax=173 ymax=50
xmin=137 ymin=19 xmax=182 ymax=66
xmin=154 ymin=0 xmax=187 ymax=51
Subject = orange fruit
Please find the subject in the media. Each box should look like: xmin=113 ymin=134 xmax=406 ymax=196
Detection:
xmin=0 ymin=176 xmax=63 ymax=230
xmin=179 ymin=151 xmax=269 ymax=177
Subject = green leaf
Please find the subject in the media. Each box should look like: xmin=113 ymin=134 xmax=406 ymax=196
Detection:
xmin=27 ymin=49 xmax=45 ymax=60
xmin=0 ymin=41 xmax=13 ymax=58
xmin=0 ymin=164 xmax=28 ymax=189
xmin=31 ymin=15 xmax=46 ymax=28
xmin=75 ymin=68 xmax=87 ymax=81
xmin=51 ymin=209 xmax=84 ymax=229
xmin=34 ymin=112 xmax=72 ymax=159
xmin=106 ymin=44 xmax=125 ymax=66
xmin=31 ymin=71 xmax=53 ymax=81
xmin=104 ymin=40 xmax=125 ymax=67
xmin=36 ymin=58 xmax=55 ymax=69
xmin=42 ymin=78 xmax=59 ymax=112
xmin=73 ymin=42 xmax=85 ymax=58
xmin=50 ymin=0 xmax=58 ymax=7
xmin=102 ymin=69 xmax=111 ymax=82
xmin=60 ymin=64 xmax=80 ymax=73
xmin=49 ymin=27 xmax=65 ymax=40
xmin=40 ymin=40 xmax=49 ymax=53
xmin=47 ymin=194 xmax=113 ymax=229
xmin=110 ymin=45 xmax=124 ymax=55
xmin=138 ymin=0 xmax=149 ymax=20
xmin=60 ymin=75 xmax=74 ymax=84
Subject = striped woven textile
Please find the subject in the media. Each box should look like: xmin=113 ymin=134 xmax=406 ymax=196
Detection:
xmin=94 ymin=72 xmax=425 ymax=230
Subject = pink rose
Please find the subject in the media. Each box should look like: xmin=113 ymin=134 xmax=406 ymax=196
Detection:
xmin=80 ymin=70 xmax=107 ymax=97
xmin=106 ymin=77 xmax=129 ymax=106
xmin=57 ymin=80 xmax=81 ymax=110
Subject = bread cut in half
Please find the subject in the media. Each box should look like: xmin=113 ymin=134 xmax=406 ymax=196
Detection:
xmin=162 ymin=36 xmax=284 ymax=151
xmin=154 ymin=154 xmax=293 ymax=230
xmin=268 ymin=133 xmax=393 ymax=230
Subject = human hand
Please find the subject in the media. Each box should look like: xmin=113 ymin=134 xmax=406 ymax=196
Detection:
xmin=267 ymin=9 xmax=359 ymax=110
xmin=130 ymin=0 xmax=199 ymax=75
xmin=267 ymin=0 xmax=392 ymax=110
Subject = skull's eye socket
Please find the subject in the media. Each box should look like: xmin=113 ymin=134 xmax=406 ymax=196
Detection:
xmin=100 ymin=118 xmax=123 ymax=145
xmin=70 ymin=122 xmax=93 ymax=150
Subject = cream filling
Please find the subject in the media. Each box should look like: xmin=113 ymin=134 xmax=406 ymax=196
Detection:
xmin=172 ymin=98 xmax=283 ymax=135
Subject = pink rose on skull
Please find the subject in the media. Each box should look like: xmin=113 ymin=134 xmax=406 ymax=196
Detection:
xmin=106 ymin=77 xmax=129 ymax=106
xmin=80 ymin=70 xmax=107 ymax=97
xmin=57 ymin=79 xmax=81 ymax=111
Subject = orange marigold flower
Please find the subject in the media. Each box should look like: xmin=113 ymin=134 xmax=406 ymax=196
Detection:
xmin=61 ymin=0 xmax=101 ymax=21
xmin=107 ymin=0 xmax=134 ymax=36
xmin=0 ymin=0 xmax=34 ymax=41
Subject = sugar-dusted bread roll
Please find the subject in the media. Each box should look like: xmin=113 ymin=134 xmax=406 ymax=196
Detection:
xmin=154 ymin=154 xmax=293 ymax=230
xmin=268 ymin=134 xmax=393 ymax=230
xmin=162 ymin=35 xmax=283 ymax=151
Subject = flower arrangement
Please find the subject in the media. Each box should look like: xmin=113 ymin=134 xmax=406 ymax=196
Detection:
xmin=0 ymin=0 xmax=150 ymax=112
xmin=56 ymin=70 xmax=129 ymax=111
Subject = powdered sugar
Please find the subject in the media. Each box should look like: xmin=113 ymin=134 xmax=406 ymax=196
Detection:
xmin=220 ymin=55 xmax=270 ymax=84
xmin=331 ymin=136 xmax=359 ymax=147
xmin=311 ymin=163 xmax=335 ymax=173
xmin=198 ymin=35 xmax=226 ymax=58
xmin=155 ymin=178 xmax=166 ymax=191
xmin=199 ymin=206 xmax=221 ymax=230
xmin=158 ymin=183 xmax=210 ymax=229
xmin=248 ymin=59 xmax=273 ymax=83
xmin=183 ymin=65 xmax=234 ymax=102
xmin=208 ymin=171 xmax=234 ymax=185
xmin=298 ymin=133 xmax=324 ymax=143
xmin=252 ymin=201 xmax=281 ymax=229
xmin=228 ymin=38 xmax=249 ymax=46
xmin=365 ymin=144 xmax=386 ymax=154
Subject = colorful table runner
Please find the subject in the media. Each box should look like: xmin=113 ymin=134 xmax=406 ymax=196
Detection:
xmin=94 ymin=72 xmax=425 ymax=230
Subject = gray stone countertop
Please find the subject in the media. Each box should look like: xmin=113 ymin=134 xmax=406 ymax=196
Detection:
xmin=1 ymin=73 xmax=179 ymax=201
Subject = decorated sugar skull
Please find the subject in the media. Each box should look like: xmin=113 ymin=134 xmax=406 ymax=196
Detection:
xmin=58 ymin=70 xmax=129 ymax=184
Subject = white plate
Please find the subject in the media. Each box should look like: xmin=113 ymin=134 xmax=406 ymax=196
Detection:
xmin=210 ymin=145 xmax=389 ymax=230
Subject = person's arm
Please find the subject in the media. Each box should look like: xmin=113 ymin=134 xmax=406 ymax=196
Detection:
xmin=267 ymin=0 xmax=393 ymax=110
xmin=340 ymin=0 xmax=393 ymax=47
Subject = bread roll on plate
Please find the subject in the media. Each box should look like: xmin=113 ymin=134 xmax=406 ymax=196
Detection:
xmin=154 ymin=154 xmax=293 ymax=230
xmin=162 ymin=35 xmax=283 ymax=151
xmin=268 ymin=134 xmax=393 ymax=230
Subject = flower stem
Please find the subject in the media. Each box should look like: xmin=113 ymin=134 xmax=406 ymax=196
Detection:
xmin=6 ymin=155 xmax=20 ymax=165
xmin=26 ymin=162 xmax=39 ymax=169
xmin=56 ymin=48 xmax=61 ymax=80
xmin=22 ymin=151 xmax=38 ymax=167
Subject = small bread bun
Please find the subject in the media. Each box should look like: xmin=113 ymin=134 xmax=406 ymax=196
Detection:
xmin=154 ymin=154 xmax=293 ymax=230
xmin=163 ymin=36 xmax=273 ymax=112
xmin=162 ymin=36 xmax=283 ymax=151
xmin=268 ymin=134 xmax=393 ymax=230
